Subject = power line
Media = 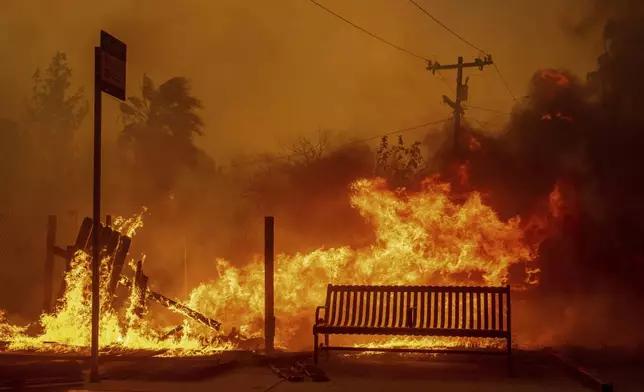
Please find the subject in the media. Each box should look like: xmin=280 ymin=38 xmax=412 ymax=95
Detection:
xmin=436 ymin=71 xmax=454 ymax=93
xmin=406 ymin=0 xmax=518 ymax=102
xmin=492 ymin=63 xmax=517 ymax=102
xmin=464 ymin=115 xmax=487 ymax=130
xmin=307 ymin=0 xmax=430 ymax=62
xmin=230 ymin=117 xmax=449 ymax=168
xmin=464 ymin=104 xmax=511 ymax=116
xmin=406 ymin=0 xmax=488 ymax=55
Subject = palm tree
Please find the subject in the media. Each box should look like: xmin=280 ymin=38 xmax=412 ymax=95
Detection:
xmin=119 ymin=74 xmax=204 ymax=204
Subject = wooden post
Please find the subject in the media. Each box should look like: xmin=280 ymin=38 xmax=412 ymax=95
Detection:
xmin=133 ymin=260 xmax=143 ymax=318
xmin=43 ymin=215 xmax=57 ymax=313
xmin=264 ymin=216 xmax=275 ymax=354
xmin=105 ymin=215 xmax=112 ymax=228
xmin=183 ymin=239 xmax=188 ymax=299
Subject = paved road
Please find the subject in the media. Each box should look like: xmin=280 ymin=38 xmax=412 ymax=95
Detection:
xmin=68 ymin=354 xmax=590 ymax=392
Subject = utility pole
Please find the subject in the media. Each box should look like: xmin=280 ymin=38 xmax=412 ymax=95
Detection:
xmin=427 ymin=55 xmax=493 ymax=154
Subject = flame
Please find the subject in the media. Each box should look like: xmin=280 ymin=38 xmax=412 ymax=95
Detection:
xmin=542 ymin=112 xmax=573 ymax=123
xmin=1 ymin=210 xmax=233 ymax=355
xmin=188 ymin=177 xmax=549 ymax=348
xmin=549 ymin=183 xmax=564 ymax=218
xmin=468 ymin=136 xmax=482 ymax=152
xmin=458 ymin=163 xmax=469 ymax=185
xmin=1 ymin=176 xmax=558 ymax=354
xmin=541 ymin=69 xmax=570 ymax=86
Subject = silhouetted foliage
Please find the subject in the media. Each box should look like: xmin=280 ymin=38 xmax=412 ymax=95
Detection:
xmin=0 ymin=119 xmax=28 ymax=207
xmin=375 ymin=135 xmax=425 ymax=189
xmin=119 ymin=74 xmax=205 ymax=206
xmin=23 ymin=52 xmax=88 ymax=209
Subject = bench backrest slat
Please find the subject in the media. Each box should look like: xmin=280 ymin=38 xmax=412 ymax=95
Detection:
xmin=328 ymin=290 xmax=338 ymax=326
xmin=322 ymin=285 xmax=510 ymax=334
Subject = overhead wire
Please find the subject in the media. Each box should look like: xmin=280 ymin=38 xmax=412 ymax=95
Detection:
xmin=306 ymin=0 xmax=431 ymax=62
xmin=306 ymin=0 xmax=454 ymax=94
xmin=405 ymin=0 xmax=518 ymax=102
xmin=463 ymin=105 xmax=511 ymax=116
xmin=407 ymin=0 xmax=487 ymax=55
xmin=230 ymin=117 xmax=449 ymax=168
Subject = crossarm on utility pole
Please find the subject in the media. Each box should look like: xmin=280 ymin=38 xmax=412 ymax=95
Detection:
xmin=427 ymin=56 xmax=494 ymax=73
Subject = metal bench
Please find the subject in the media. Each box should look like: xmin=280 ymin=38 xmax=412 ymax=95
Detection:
xmin=313 ymin=284 xmax=513 ymax=371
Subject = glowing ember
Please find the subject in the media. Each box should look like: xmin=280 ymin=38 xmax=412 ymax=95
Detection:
xmin=458 ymin=163 xmax=469 ymax=185
xmin=542 ymin=112 xmax=573 ymax=123
xmin=541 ymin=69 xmax=570 ymax=86
xmin=549 ymin=183 xmax=564 ymax=218
xmin=469 ymin=136 xmax=482 ymax=152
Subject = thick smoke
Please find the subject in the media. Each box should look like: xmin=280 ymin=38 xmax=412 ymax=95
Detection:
xmin=453 ymin=4 xmax=644 ymax=346
xmin=1 ymin=0 xmax=641 ymax=349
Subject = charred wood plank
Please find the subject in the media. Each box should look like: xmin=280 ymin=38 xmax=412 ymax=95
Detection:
xmin=120 ymin=277 xmax=221 ymax=331
xmin=108 ymin=236 xmax=131 ymax=300
xmin=74 ymin=217 xmax=93 ymax=250
xmin=147 ymin=290 xmax=221 ymax=331
xmin=53 ymin=246 xmax=69 ymax=260
xmin=135 ymin=274 xmax=148 ymax=318
xmin=161 ymin=325 xmax=184 ymax=340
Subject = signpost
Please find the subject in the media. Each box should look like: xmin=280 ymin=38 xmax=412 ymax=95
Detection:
xmin=91 ymin=30 xmax=126 ymax=383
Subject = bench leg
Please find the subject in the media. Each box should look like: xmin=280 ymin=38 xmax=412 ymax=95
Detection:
xmin=507 ymin=338 xmax=513 ymax=377
xmin=324 ymin=334 xmax=329 ymax=360
xmin=313 ymin=332 xmax=319 ymax=365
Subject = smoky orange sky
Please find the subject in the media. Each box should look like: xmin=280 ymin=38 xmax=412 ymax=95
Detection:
xmin=0 ymin=0 xmax=604 ymax=160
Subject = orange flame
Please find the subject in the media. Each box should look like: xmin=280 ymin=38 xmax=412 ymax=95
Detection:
xmin=541 ymin=112 xmax=573 ymax=123
xmin=541 ymin=69 xmax=570 ymax=86
xmin=549 ymin=183 xmax=564 ymax=218
xmin=189 ymin=177 xmax=547 ymax=347
xmin=469 ymin=136 xmax=482 ymax=152
xmin=1 ymin=176 xmax=557 ymax=353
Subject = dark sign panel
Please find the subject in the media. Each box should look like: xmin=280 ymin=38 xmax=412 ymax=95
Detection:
xmin=99 ymin=31 xmax=126 ymax=101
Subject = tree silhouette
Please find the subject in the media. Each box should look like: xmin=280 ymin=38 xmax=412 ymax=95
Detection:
xmin=23 ymin=52 xmax=88 ymax=208
xmin=375 ymin=135 xmax=425 ymax=189
xmin=0 ymin=119 xmax=28 ymax=208
xmin=119 ymin=74 xmax=204 ymax=205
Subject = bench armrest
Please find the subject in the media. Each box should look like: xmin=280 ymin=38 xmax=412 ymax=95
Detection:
xmin=315 ymin=306 xmax=328 ymax=324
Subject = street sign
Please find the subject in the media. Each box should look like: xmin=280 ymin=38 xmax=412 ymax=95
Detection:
xmin=99 ymin=30 xmax=126 ymax=101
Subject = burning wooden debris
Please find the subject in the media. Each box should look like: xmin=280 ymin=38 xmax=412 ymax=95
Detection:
xmin=5 ymin=215 xmax=235 ymax=356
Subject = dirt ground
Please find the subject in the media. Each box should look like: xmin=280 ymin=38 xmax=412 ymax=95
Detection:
xmin=63 ymin=352 xmax=600 ymax=392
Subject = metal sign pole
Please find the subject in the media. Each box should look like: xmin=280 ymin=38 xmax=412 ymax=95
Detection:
xmin=90 ymin=30 xmax=126 ymax=383
xmin=90 ymin=46 xmax=102 ymax=383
